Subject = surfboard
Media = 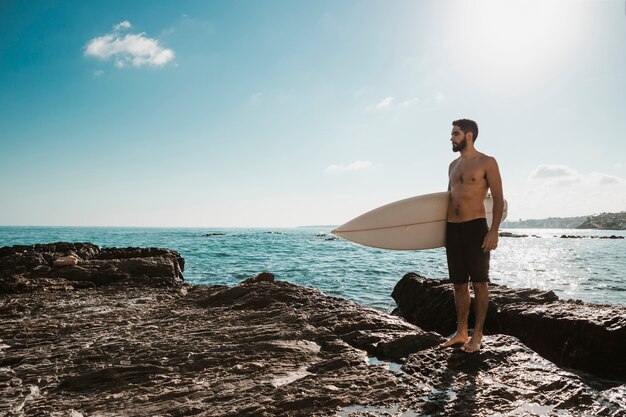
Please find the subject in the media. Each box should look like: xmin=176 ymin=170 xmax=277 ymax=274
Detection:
xmin=332 ymin=192 xmax=508 ymax=250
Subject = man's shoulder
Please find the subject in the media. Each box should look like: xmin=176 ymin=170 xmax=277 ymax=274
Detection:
xmin=448 ymin=157 xmax=461 ymax=166
xmin=479 ymin=153 xmax=498 ymax=164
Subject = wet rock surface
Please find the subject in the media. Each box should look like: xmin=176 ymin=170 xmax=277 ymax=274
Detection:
xmin=393 ymin=273 xmax=626 ymax=382
xmin=1 ymin=244 xmax=625 ymax=416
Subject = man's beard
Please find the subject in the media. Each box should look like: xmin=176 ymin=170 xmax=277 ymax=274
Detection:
xmin=452 ymin=138 xmax=467 ymax=152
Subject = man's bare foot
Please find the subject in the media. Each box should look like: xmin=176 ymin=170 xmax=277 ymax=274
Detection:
xmin=439 ymin=333 xmax=469 ymax=349
xmin=461 ymin=335 xmax=482 ymax=353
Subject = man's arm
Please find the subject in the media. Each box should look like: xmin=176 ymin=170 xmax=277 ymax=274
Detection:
xmin=447 ymin=160 xmax=455 ymax=191
xmin=482 ymin=157 xmax=504 ymax=252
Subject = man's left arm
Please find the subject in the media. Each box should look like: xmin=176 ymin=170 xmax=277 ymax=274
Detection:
xmin=483 ymin=157 xmax=504 ymax=252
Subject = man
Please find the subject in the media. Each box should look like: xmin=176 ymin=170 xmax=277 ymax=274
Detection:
xmin=439 ymin=119 xmax=504 ymax=353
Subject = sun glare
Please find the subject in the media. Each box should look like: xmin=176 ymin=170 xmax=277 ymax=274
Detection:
xmin=450 ymin=0 xmax=587 ymax=92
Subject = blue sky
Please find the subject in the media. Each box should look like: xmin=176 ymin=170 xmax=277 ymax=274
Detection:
xmin=1 ymin=0 xmax=625 ymax=227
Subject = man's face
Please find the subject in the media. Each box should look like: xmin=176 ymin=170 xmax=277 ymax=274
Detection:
xmin=450 ymin=126 xmax=467 ymax=153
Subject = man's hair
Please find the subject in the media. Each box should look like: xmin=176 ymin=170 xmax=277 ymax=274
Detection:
xmin=452 ymin=119 xmax=479 ymax=142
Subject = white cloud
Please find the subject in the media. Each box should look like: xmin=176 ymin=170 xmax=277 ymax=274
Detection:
xmin=369 ymin=93 xmax=443 ymax=112
xmin=615 ymin=163 xmax=623 ymax=169
xmin=375 ymin=97 xmax=395 ymax=110
xmin=529 ymin=164 xmax=578 ymax=179
xmin=370 ymin=96 xmax=420 ymax=111
xmin=93 ymin=70 xmax=104 ymax=77
xmin=511 ymin=165 xmax=626 ymax=219
xmin=85 ymin=21 xmax=175 ymax=68
xmin=113 ymin=21 xmax=132 ymax=31
xmin=598 ymin=175 xmax=619 ymax=185
xmin=591 ymin=172 xmax=624 ymax=186
xmin=399 ymin=97 xmax=419 ymax=107
xmin=325 ymin=161 xmax=373 ymax=173
xmin=529 ymin=164 xmax=625 ymax=187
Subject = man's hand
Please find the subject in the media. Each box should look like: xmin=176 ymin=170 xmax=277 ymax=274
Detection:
xmin=482 ymin=230 xmax=499 ymax=252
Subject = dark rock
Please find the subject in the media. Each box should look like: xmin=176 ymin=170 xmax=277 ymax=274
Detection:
xmin=498 ymin=232 xmax=540 ymax=239
xmin=242 ymin=272 xmax=276 ymax=284
xmin=392 ymin=273 xmax=626 ymax=381
xmin=558 ymin=234 xmax=624 ymax=239
xmin=499 ymin=232 xmax=529 ymax=238
xmin=59 ymin=365 xmax=171 ymax=392
xmin=0 ymin=242 xmax=184 ymax=294
xmin=402 ymin=333 xmax=622 ymax=416
xmin=1 ymin=272 xmax=624 ymax=416
xmin=202 ymin=232 xmax=226 ymax=237
xmin=1 ymin=245 xmax=625 ymax=416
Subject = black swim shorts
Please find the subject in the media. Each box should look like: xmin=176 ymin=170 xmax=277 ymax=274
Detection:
xmin=445 ymin=218 xmax=490 ymax=283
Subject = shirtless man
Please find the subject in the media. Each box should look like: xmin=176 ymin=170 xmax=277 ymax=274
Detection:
xmin=439 ymin=119 xmax=504 ymax=353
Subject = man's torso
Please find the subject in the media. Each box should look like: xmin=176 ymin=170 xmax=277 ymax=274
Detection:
xmin=448 ymin=154 xmax=490 ymax=223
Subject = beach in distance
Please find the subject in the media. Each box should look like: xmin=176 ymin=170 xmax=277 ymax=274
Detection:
xmin=1 ymin=225 xmax=624 ymax=309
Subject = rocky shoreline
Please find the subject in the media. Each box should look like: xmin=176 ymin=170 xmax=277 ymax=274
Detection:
xmin=1 ymin=243 xmax=625 ymax=416
xmin=393 ymin=273 xmax=626 ymax=381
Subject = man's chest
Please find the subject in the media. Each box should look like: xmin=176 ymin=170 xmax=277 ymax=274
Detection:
xmin=449 ymin=163 xmax=486 ymax=186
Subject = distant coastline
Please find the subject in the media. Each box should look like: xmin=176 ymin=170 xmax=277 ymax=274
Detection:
xmin=504 ymin=211 xmax=626 ymax=230
xmin=297 ymin=225 xmax=338 ymax=229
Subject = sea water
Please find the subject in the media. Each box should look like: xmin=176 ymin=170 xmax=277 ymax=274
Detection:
xmin=0 ymin=227 xmax=624 ymax=311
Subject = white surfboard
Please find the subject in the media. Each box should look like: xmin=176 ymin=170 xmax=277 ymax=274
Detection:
xmin=332 ymin=192 xmax=508 ymax=250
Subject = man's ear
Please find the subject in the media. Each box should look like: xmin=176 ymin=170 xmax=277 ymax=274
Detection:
xmin=467 ymin=132 xmax=474 ymax=143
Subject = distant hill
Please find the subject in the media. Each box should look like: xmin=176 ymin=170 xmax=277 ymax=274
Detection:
xmin=297 ymin=225 xmax=338 ymax=229
xmin=504 ymin=211 xmax=626 ymax=230
xmin=503 ymin=216 xmax=588 ymax=229
xmin=576 ymin=212 xmax=626 ymax=230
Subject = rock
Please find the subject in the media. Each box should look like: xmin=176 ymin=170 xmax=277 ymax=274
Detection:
xmin=499 ymin=232 xmax=529 ymax=238
xmin=203 ymin=232 xmax=226 ymax=237
xmin=498 ymin=232 xmax=541 ymax=238
xmin=52 ymin=255 xmax=80 ymax=267
xmin=392 ymin=273 xmax=626 ymax=381
xmin=1 ymin=268 xmax=624 ymax=416
xmin=0 ymin=242 xmax=184 ymax=293
xmin=402 ymin=333 xmax=623 ymax=416
xmin=242 ymin=272 xmax=276 ymax=284
xmin=558 ymin=234 xmax=624 ymax=239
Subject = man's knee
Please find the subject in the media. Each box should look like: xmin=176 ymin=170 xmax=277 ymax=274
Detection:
xmin=472 ymin=282 xmax=489 ymax=294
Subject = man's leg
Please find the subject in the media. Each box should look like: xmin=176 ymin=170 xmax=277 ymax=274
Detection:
xmin=462 ymin=282 xmax=489 ymax=352
xmin=439 ymin=282 xmax=471 ymax=348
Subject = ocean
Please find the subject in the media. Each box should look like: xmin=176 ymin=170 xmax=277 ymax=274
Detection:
xmin=1 ymin=226 xmax=624 ymax=310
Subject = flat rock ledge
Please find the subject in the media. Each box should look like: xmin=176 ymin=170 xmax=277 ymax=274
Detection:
xmin=392 ymin=273 xmax=626 ymax=382
xmin=1 ymin=244 xmax=625 ymax=416
xmin=0 ymin=242 xmax=184 ymax=293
